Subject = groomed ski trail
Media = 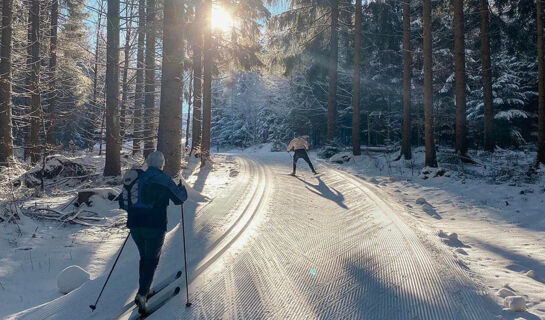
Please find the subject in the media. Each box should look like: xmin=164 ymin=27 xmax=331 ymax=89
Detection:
xmin=153 ymin=152 xmax=498 ymax=320
xmin=8 ymin=153 xmax=500 ymax=319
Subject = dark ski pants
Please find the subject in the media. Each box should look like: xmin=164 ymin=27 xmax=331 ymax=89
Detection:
xmin=131 ymin=227 xmax=166 ymax=296
xmin=293 ymin=149 xmax=316 ymax=174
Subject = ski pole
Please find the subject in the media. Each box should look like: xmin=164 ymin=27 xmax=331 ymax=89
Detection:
xmin=181 ymin=202 xmax=192 ymax=307
xmin=89 ymin=232 xmax=131 ymax=311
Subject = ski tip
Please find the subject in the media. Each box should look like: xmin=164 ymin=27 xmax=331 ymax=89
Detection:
xmin=89 ymin=305 xmax=96 ymax=311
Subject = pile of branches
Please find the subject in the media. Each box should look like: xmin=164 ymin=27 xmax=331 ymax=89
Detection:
xmin=22 ymin=202 xmax=106 ymax=227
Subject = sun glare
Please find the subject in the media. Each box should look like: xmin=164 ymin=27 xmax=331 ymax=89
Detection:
xmin=211 ymin=5 xmax=234 ymax=32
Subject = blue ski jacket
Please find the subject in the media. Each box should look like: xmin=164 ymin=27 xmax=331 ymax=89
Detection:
xmin=119 ymin=167 xmax=188 ymax=231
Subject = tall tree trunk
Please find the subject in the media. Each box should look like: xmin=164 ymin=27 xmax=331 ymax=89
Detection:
xmin=143 ymin=0 xmax=157 ymax=158
xmin=157 ymin=0 xmax=184 ymax=176
xmin=480 ymin=0 xmax=494 ymax=152
xmin=327 ymin=0 xmax=339 ymax=142
xmin=201 ymin=0 xmax=212 ymax=166
xmin=352 ymin=0 xmax=361 ymax=156
xmin=186 ymin=71 xmax=192 ymax=149
xmin=133 ymin=0 xmax=145 ymax=154
xmin=191 ymin=0 xmax=203 ymax=155
xmin=423 ymin=0 xmax=437 ymax=167
xmin=401 ymin=0 xmax=412 ymax=160
xmin=454 ymin=0 xmax=467 ymax=156
xmin=29 ymin=0 xmax=41 ymax=164
xmin=0 ymin=0 xmax=14 ymax=167
xmin=47 ymin=0 xmax=58 ymax=147
xmin=104 ymin=0 xmax=121 ymax=176
xmin=91 ymin=0 xmax=104 ymax=152
xmin=120 ymin=0 xmax=135 ymax=139
xmin=538 ymin=0 xmax=545 ymax=165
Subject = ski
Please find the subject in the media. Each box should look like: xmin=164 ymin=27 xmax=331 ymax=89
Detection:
xmin=136 ymin=285 xmax=181 ymax=319
xmin=116 ymin=270 xmax=182 ymax=319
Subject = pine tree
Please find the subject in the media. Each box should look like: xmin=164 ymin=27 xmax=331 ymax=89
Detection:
xmin=104 ymin=0 xmax=121 ymax=176
xmin=352 ymin=0 xmax=362 ymax=155
xmin=453 ymin=0 xmax=467 ymax=156
xmin=423 ymin=0 xmax=437 ymax=167
xmin=157 ymin=0 xmax=185 ymax=176
xmin=120 ymin=0 xmax=135 ymax=139
xmin=143 ymin=0 xmax=157 ymax=158
xmin=28 ymin=0 xmax=41 ymax=164
xmin=0 ymin=0 xmax=14 ymax=167
xmin=133 ymin=0 xmax=145 ymax=155
xmin=401 ymin=0 xmax=412 ymax=160
xmin=480 ymin=0 xmax=494 ymax=152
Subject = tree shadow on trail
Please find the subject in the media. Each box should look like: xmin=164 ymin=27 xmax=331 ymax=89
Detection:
xmin=296 ymin=176 xmax=347 ymax=209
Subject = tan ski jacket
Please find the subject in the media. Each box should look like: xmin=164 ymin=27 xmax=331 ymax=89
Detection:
xmin=287 ymin=137 xmax=309 ymax=152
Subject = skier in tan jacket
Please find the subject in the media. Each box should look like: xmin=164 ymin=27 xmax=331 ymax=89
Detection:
xmin=287 ymin=133 xmax=317 ymax=176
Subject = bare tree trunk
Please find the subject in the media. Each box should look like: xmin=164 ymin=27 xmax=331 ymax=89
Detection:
xmin=91 ymin=0 xmax=104 ymax=152
xmin=120 ymin=0 xmax=135 ymax=139
xmin=201 ymin=0 xmax=212 ymax=166
xmin=423 ymin=0 xmax=437 ymax=167
xmin=29 ymin=0 xmax=41 ymax=164
xmin=327 ymin=0 xmax=339 ymax=142
xmin=185 ymin=71 xmax=192 ymax=150
xmin=133 ymin=0 xmax=145 ymax=155
xmin=46 ymin=0 xmax=58 ymax=147
xmin=480 ymin=0 xmax=494 ymax=152
xmin=104 ymin=0 xmax=121 ymax=176
xmin=157 ymin=0 xmax=184 ymax=176
xmin=352 ymin=0 xmax=361 ymax=156
xmin=401 ymin=0 xmax=412 ymax=160
xmin=143 ymin=0 xmax=157 ymax=158
xmin=453 ymin=0 xmax=467 ymax=156
xmin=0 ymin=0 xmax=14 ymax=167
xmin=191 ymin=0 xmax=203 ymax=155
xmin=538 ymin=0 xmax=545 ymax=165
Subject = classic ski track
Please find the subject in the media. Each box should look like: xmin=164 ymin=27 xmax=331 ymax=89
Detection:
xmin=8 ymin=157 xmax=270 ymax=320
xmin=161 ymin=154 xmax=497 ymax=320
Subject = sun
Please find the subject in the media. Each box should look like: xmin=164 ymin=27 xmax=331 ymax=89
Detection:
xmin=211 ymin=5 xmax=234 ymax=32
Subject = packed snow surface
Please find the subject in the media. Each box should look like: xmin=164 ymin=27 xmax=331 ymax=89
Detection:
xmin=2 ymin=148 xmax=544 ymax=319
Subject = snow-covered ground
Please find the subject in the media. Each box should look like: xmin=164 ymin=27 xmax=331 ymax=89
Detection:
xmin=1 ymin=146 xmax=543 ymax=319
xmin=322 ymin=146 xmax=545 ymax=319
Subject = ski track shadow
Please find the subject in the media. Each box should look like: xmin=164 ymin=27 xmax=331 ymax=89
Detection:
xmin=296 ymin=176 xmax=348 ymax=209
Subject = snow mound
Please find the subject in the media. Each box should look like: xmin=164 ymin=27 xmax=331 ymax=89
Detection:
xmin=329 ymin=152 xmax=352 ymax=164
xmin=17 ymin=155 xmax=94 ymax=188
xmin=57 ymin=265 xmax=90 ymax=294
xmin=497 ymin=288 xmax=516 ymax=298
xmin=419 ymin=167 xmax=448 ymax=180
xmin=525 ymin=270 xmax=537 ymax=279
xmin=504 ymin=296 xmax=526 ymax=312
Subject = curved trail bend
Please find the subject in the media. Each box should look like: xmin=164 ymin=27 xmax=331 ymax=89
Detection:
xmin=156 ymin=153 xmax=497 ymax=320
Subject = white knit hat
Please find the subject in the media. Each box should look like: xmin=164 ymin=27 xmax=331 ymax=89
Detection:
xmin=146 ymin=151 xmax=165 ymax=170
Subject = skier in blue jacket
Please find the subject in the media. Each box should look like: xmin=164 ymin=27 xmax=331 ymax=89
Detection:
xmin=119 ymin=151 xmax=187 ymax=312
